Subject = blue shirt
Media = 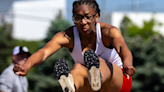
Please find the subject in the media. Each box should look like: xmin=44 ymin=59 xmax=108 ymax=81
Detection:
xmin=0 ymin=63 xmax=28 ymax=92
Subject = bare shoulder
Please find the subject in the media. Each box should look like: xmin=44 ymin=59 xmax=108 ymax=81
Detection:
xmin=50 ymin=26 xmax=74 ymax=48
xmin=64 ymin=26 xmax=74 ymax=41
xmin=100 ymin=22 xmax=122 ymax=38
xmin=52 ymin=26 xmax=74 ymax=40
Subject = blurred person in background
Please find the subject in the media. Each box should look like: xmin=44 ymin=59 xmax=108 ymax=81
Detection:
xmin=0 ymin=46 xmax=31 ymax=92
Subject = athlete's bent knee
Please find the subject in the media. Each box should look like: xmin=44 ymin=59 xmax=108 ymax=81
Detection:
xmin=73 ymin=63 xmax=86 ymax=70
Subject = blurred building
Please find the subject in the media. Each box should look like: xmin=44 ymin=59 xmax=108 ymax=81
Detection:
xmin=0 ymin=0 xmax=66 ymax=41
xmin=13 ymin=0 xmax=66 ymax=40
xmin=111 ymin=12 xmax=164 ymax=36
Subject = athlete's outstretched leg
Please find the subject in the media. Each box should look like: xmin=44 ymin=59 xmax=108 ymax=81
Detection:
xmin=54 ymin=59 xmax=76 ymax=92
xmin=83 ymin=49 xmax=125 ymax=92
xmin=83 ymin=49 xmax=102 ymax=91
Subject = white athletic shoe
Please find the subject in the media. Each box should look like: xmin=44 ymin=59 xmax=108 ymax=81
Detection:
xmin=84 ymin=49 xmax=102 ymax=91
xmin=54 ymin=59 xmax=76 ymax=92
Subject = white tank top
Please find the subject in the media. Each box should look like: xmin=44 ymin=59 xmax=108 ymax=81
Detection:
xmin=69 ymin=23 xmax=123 ymax=68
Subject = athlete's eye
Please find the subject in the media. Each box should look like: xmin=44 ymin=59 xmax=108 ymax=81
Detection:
xmin=85 ymin=16 xmax=92 ymax=20
xmin=74 ymin=16 xmax=82 ymax=21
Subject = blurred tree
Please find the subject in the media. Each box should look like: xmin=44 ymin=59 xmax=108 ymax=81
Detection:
xmin=120 ymin=16 xmax=164 ymax=92
xmin=132 ymin=37 xmax=164 ymax=92
xmin=120 ymin=16 xmax=162 ymax=40
xmin=28 ymin=10 xmax=73 ymax=92
xmin=0 ymin=24 xmax=16 ymax=74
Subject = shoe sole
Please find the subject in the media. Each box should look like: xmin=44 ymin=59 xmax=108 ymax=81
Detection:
xmin=54 ymin=59 xmax=75 ymax=92
xmin=84 ymin=49 xmax=102 ymax=91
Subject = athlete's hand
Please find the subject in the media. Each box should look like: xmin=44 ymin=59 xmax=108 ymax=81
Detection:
xmin=13 ymin=64 xmax=28 ymax=76
xmin=123 ymin=64 xmax=136 ymax=76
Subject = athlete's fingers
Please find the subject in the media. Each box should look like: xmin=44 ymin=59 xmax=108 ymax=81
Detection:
xmin=15 ymin=72 xmax=27 ymax=76
xmin=126 ymin=67 xmax=136 ymax=76
xmin=13 ymin=64 xmax=19 ymax=72
xmin=14 ymin=65 xmax=27 ymax=76
xmin=123 ymin=71 xmax=129 ymax=79
xmin=13 ymin=64 xmax=26 ymax=74
xmin=130 ymin=67 xmax=136 ymax=76
xmin=123 ymin=66 xmax=136 ymax=76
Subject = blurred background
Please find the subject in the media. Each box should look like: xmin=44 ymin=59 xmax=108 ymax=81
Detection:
xmin=0 ymin=0 xmax=164 ymax=92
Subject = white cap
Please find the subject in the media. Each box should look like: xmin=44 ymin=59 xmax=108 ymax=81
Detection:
xmin=13 ymin=46 xmax=31 ymax=56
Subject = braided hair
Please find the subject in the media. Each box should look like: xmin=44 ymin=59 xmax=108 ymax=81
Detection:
xmin=72 ymin=0 xmax=100 ymax=17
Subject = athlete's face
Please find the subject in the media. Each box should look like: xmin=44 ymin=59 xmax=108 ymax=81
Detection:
xmin=73 ymin=4 xmax=99 ymax=35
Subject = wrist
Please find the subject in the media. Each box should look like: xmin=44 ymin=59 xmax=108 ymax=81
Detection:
xmin=123 ymin=61 xmax=133 ymax=67
xmin=22 ymin=63 xmax=30 ymax=72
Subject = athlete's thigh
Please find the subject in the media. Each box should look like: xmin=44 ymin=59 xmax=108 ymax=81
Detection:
xmin=99 ymin=58 xmax=123 ymax=92
xmin=99 ymin=58 xmax=112 ymax=83
xmin=70 ymin=63 xmax=93 ymax=91
xmin=107 ymin=63 xmax=123 ymax=92
xmin=77 ymin=77 xmax=94 ymax=92
xmin=71 ymin=63 xmax=88 ymax=78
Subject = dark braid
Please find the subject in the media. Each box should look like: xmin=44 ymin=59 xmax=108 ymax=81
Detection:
xmin=72 ymin=0 xmax=100 ymax=17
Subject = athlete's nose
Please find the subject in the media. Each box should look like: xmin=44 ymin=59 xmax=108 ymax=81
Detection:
xmin=81 ymin=18 xmax=87 ymax=25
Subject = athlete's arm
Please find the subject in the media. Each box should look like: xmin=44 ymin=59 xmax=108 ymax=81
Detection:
xmin=109 ymin=27 xmax=136 ymax=76
xmin=13 ymin=30 xmax=72 ymax=76
xmin=100 ymin=22 xmax=136 ymax=76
